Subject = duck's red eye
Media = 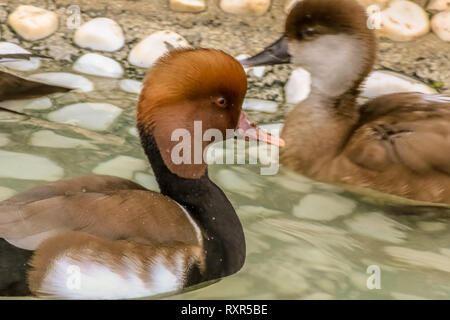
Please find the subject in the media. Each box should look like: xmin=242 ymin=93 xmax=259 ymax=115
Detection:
xmin=215 ymin=97 xmax=227 ymax=108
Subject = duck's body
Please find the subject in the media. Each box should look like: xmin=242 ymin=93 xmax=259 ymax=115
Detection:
xmin=241 ymin=0 xmax=450 ymax=204
xmin=0 ymin=48 xmax=275 ymax=299
xmin=0 ymin=54 xmax=70 ymax=103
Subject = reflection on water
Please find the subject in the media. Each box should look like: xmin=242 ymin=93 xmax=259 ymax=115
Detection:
xmin=1 ymin=72 xmax=450 ymax=300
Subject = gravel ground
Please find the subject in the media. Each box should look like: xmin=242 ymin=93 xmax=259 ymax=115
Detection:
xmin=0 ymin=0 xmax=449 ymax=124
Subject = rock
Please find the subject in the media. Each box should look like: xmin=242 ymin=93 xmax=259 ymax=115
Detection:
xmin=284 ymin=68 xmax=311 ymax=104
xmin=0 ymin=97 xmax=52 ymax=112
xmin=30 ymin=130 xmax=98 ymax=150
xmin=74 ymin=18 xmax=125 ymax=52
xmin=73 ymin=53 xmax=123 ymax=78
xmin=28 ymin=72 xmax=94 ymax=92
xmin=357 ymin=0 xmax=390 ymax=8
xmin=384 ymin=246 xmax=450 ymax=273
xmin=361 ymin=70 xmax=436 ymax=98
xmin=134 ymin=172 xmax=160 ymax=192
xmin=0 ymin=133 xmax=10 ymax=147
xmin=215 ymin=169 xmax=259 ymax=198
xmin=344 ymin=212 xmax=409 ymax=243
xmin=220 ymin=0 xmax=271 ymax=16
xmin=378 ymin=1 xmax=430 ymax=41
xmin=128 ymin=127 xmax=139 ymax=137
xmin=284 ymin=0 xmax=300 ymax=13
xmin=93 ymin=156 xmax=148 ymax=179
xmin=0 ymin=42 xmax=40 ymax=71
xmin=128 ymin=31 xmax=190 ymax=68
xmin=170 ymin=0 xmax=206 ymax=12
xmin=0 ymin=150 xmax=64 ymax=181
xmin=417 ymin=221 xmax=447 ymax=232
xmin=120 ymin=79 xmax=143 ymax=94
xmin=0 ymin=186 xmax=17 ymax=201
xmin=293 ymin=193 xmax=356 ymax=221
xmin=48 ymin=102 xmax=122 ymax=131
xmin=431 ymin=11 xmax=450 ymax=42
xmin=8 ymin=5 xmax=58 ymax=41
xmin=427 ymin=0 xmax=450 ymax=11
xmin=243 ymin=98 xmax=278 ymax=113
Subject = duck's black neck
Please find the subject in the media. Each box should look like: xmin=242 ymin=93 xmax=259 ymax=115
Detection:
xmin=138 ymin=126 xmax=245 ymax=280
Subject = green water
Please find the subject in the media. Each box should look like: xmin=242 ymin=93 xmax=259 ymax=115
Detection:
xmin=1 ymin=70 xmax=450 ymax=300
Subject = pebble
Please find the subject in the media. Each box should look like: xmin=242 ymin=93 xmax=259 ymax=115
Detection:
xmin=361 ymin=70 xmax=436 ymax=98
xmin=417 ymin=221 xmax=447 ymax=232
xmin=93 ymin=156 xmax=148 ymax=180
xmin=8 ymin=5 xmax=58 ymax=41
xmin=0 ymin=42 xmax=40 ymax=71
xmin=293 ymin=193 xmax=356 ymax=221
xmin=243 ymin=98 xmax=278 ymax=113
xmin=28 ymin=72 xmax=94 ymax=92
xmin=357 ymin=0 xmax=390 ymax=8
xmin=120 ymin=79 xmax=143 ymax=94
xmin=427 ymin=0 xmax=450 ymax=11
xmin=384 ymin=246 xmax=450 ymax=273
xmin=170 ymin=0 xmax=206 ymax=12
xmin=0 ymin=97 xmax=52 ymax=112
xmin=48 ymin=102 xmax=122 ymax=131
xmin=73 ymin=53 xmax=124 ymax=78
xmin=128 ymin=31 xmax=190 ymax=68
xmin=134 ymin=172 xmax=160 ymax=192
xmin=74 ymin=18 xmax=125 ymax=52
xmin=0 ymin=186 xmax=17 ymax=202
xmin=285 ymin=68 xmax=311 ymax=104
xmin=431 ymin=11 xmax=450 ymax=42
xmin=344 ymin=212 xmax=409 ymax=243
xmin=215 ymin=169 xmax=259 ymax=198
xmin=220 ymin=0 xmax=271 ymax=16
xmin=30 ymin=130 xmax=98 ymax=150
xmin=128 ymin=127 xmax=139 ymax=137
xmin=378 ymin=1 xmax=430 ymax=41
xmin=0 ymin=150 xmax=64 ymax=181
xmin=0 ymin=133 xmax=10 ymax=147
xmin=238 ymin=205 xmax=283 ymax=220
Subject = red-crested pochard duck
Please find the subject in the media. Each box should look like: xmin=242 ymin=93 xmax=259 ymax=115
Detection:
xmin=241 ymin=0 xmax=450 ymax=205
xmin=0 ymin=54 xmax=70 ymax=103
xmin=0 ymin=48 xmax=280 ymax=299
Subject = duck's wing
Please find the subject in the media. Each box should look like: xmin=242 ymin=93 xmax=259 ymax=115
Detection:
xmin=0 ymin=175 xmax=201 ymax=251
xmin=0 ymin=71 xmax=71 ymax=102
xmin=339 ymin=92 xmax=450 ymax=202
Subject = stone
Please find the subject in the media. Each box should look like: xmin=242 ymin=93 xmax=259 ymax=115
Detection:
xmin=170 ymin=0 xmax=206 ymax=12
xmin=0 ymin=186 xmax=17 ymax=201
xmin=93 ymin=156 xmax=148 ymax=180
xmin=28 ymin=72 xmax=94 ymax=92
xmin=74 ymin=18 xmax=125 ymax=52
xmin=293 ymin=193 xmax=356 ymax=221
xmin=30 ymin=130 xmax=98 ymax=150
xmin=73 ymin=53 xmax=124 ymax=78
xmin=128 ymin=31 xmax=190 ymax=68
xmin=0 ymin=97 xmax=52 ymax=112
xmin=119 ymin=79 xmax=143 ymax=94
xmin=0 ymin=42 xmax=40 ymax=71
xmin=8 ymin=5 xmax=58 ymax=41
xmin=220 ymin=0 xmax=271 ymax=16
xmin=427 ymin=0 xmax=450 ymax=11
xmin=431 ymin=11 xmax=450 ymax=42
xmin=243 ymin=98 xmax=278 ymax=113
xmin=48 ymin=103 xmax=122 ymax=131
xmin=284 ymin=68 xmax=311 ymax=104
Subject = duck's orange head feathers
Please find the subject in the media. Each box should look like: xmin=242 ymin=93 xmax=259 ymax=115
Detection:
xmin=137 ymin=48 xmax=247 ymax=179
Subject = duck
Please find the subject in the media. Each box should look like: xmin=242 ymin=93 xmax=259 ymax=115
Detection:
xmin=240 ymin=0 xmax=450 ymax=205
xmin=0 ymin=53 xmax=70 ymax=103
xmin=0 ymin=48 xmax=280 ymax=299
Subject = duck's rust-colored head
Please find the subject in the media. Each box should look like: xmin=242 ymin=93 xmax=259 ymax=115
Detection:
xmin=137 ymin=48 xmax=282 ymax=179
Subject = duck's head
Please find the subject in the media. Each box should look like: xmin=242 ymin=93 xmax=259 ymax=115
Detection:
xmin=137 ymin=48 xmax=281 ymax=179
xmin=241 ymin=0 xmax=377 ymax=96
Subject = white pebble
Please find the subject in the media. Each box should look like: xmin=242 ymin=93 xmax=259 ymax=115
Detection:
xmin=0 ymin=150 xmax=64 ymax=181
xmin=74 ymin=18 xmax=125 ymax=52
xmin=361 ymin=70 xmax=436 ymax=98
xmin=345 ymin=212 xmax=409 ymax=243
xmin=30 ymin=130 xmax=98 ymax=150
xmin=417 ymin=221 xmax=447 ymax=232
xmin=356 ymin=0 xmax=390 ymax=8
xmin=134 ymin=172 xmax=160 ymax=192
xmin=220 ymin=0 xmax=271 ymax=16
xmin=93 ymin=156 xmax=148 ymax=179
xmin=120 ymin=79 xmax=143 ymax=94
xmin=128 ymin=31 xmax=190 ymax=68
xmin=378 ymin=1 xmax=430 ymax=41
xmin=0 ymin=186 xmax=17 ymax=201
xmin=8 ymin=5 xmax=58 ymax=41
xmin=73 ymin=53 xmax=123 ymax=78
xmin=243 ymin=98 xmax=278 ymax=113
xmin=170 ymin=0 xmax=206 ymax=12
xmin=431 ymin=11 xmax=450 ymax=42
xmin=384 ymin=246 xmax=450 ymax=273
xmin=128 ymin=127 xmax=139 ymax=137
xmin=427 ymin=0 xmax=450 ymax=12
xmin=48 ymin=103 xmax=122 ymax=131
xmin=0 ymin=97 xmax=52 ymax=112
xmin=285 ymin=68 xmax=311 ymax=104
xmin=215 ymin=169 xmax=259 ymax=198
xmin=28 ymin=72 xmax=94 ymax=92
xmin=293 ymin=193 xmax=356 ymax=221
xmin=0 ymin=42 xmax=40 ymax=71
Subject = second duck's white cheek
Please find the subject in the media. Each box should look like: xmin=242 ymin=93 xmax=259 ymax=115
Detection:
xmin=288 ymin=34 xmax=367 ymax=96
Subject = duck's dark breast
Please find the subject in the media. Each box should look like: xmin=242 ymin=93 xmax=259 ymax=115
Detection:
xmin=0 ymin=238 xmax=32 ymax=296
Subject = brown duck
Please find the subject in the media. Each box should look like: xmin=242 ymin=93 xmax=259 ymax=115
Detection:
xmin=241 ymin=0 xmax=450 ymax=205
